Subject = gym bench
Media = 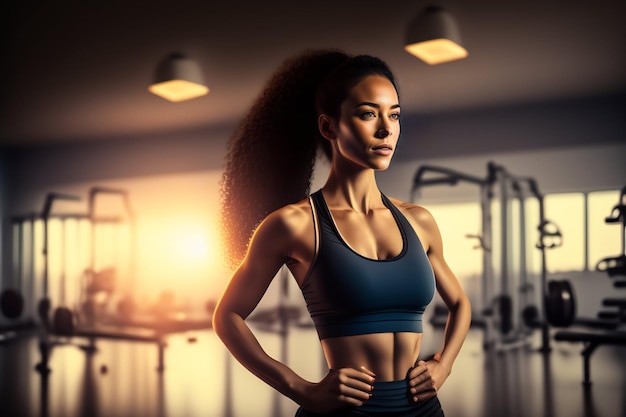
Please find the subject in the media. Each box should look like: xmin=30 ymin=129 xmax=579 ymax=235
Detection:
xmin=602 ymin=298 xmax=626 ymax=320
xmin=553 ymin=328 xmax=626 ymax=385
xmin=37 ymin=325 xmax=167 ymax=373
xmin=73 ymin=325 xmax=167 ymax=371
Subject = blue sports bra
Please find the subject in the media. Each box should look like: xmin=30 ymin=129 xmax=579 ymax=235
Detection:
xmin=300 ymin=190 xmax=436 ymax=340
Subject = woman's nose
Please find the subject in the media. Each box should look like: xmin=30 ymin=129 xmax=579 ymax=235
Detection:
xmin=374 ymin=127 xmax=390 ymax=139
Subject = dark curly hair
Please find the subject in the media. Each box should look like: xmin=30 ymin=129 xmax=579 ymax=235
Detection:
xmin=220 ymin=49 xmax=398 ymax=268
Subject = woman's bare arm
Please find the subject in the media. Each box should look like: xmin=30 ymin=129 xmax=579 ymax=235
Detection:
xmin=403 ymin=204 xmax=472 ymax=401
xmin=212 ymin=205 xmax=375 ymax=413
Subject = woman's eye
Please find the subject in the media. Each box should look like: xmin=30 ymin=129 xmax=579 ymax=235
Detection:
xmin=360 ymin=111 xmax=376 ymax=120
xmin=390 ymin=113 xmax=400 ymax=121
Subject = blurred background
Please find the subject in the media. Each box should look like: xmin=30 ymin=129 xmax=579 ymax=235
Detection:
xmin=1 ymin=1 xmax=625 ymax=416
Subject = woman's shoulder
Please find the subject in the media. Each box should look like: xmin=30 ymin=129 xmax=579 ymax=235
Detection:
xmin=257 ymin=197 xmax=313 ymax=240
xmin=387 ymin=196 xmax=442 ymax=252
xmin=387 ymin=196 xmax=436 ymax=226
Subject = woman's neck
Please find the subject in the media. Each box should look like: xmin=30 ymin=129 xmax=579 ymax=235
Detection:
xmin=322 ymin=169 xmax=383 ymax=214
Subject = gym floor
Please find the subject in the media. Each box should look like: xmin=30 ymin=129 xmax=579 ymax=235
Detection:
xmin=0 ymin=324 xmax=624 ymax=417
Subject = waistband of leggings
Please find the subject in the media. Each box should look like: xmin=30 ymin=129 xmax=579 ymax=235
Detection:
xmin=359 ymin=379 xmax=413 ymax=413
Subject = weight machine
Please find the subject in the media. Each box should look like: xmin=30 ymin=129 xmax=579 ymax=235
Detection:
xmin=412 ymin=161 xmax=571 ymax=352
xmin=496 ymin=170 xmax=572 ymax=353
xmin=412 ymin=162 xmax=500 ymax=349
xmin=35 ymin=191 xmax=166 ymax=373
xmin=80 ymin=187 xmax=213 ymax=334
xmin=554 ymin=184 xmax=626 ymax=384
xmin=0 ymin=214 xmax=37 ymax=340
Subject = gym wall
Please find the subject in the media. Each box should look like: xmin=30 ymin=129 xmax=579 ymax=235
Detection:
xmin=1 ymin=92 xmax=625 ymax=312
xmin=0 ymin=149 xmax=8 ymax=290
xmin=378 ymin=142 xmax=626 ymax=203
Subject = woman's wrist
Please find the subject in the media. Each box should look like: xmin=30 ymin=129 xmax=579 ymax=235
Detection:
xmin=285 ymin=374 xmax=314 ymax=406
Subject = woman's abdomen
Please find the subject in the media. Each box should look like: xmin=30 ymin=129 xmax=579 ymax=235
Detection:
xmin=320 ymin=332 xmax=422 ymax=381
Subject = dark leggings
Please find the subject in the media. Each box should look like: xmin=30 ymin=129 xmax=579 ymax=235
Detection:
xmin=294 ymin=379 xmax=444 ymax=417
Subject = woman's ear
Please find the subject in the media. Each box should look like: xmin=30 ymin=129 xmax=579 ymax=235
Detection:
xmin=318 ymin=114 xmax=336 ymax=141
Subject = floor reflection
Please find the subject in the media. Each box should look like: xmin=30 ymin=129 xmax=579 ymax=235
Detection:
xmin=542 ymin=351 xmax=555 ymax=417
xmin=0 ymin=325 xmax=624 ymax=417
xmin=77 ymin=349 xmax=98 ymax=417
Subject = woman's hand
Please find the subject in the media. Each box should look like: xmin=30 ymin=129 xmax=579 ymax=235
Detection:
xmin=297 ymin=367 xmax=375 ymax=414
xmin=407 ymin=356 xmax=450 ymax=403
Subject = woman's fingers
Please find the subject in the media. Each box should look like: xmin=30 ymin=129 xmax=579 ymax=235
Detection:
xmin=337 ymin=386 xmax=372 ymax=405
xmin=407 ymin=360 xmax=428 ymax=381
xmin=303 ymin=367 xmax=377 ymax=413
xmin=408 ymin=361 xmax=437 ymax=402
xmin=360 ymin=365 xmax=376 ymax=378
xmin=336 ymin=367 xmax=375 ymax=401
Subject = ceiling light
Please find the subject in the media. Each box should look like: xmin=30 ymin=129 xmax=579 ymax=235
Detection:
xmin=148 ymin=53 xmax=209 ymax=102
xmin=404 ymin=5 xmax=468 ymax=65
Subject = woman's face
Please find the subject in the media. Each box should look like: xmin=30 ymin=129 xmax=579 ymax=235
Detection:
xmin=331 ymin=75 xmax=400 ymax=171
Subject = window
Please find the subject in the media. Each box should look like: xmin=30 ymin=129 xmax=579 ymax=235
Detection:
xmin=426 ymin=202 xmax=483 ymax=303
xmin=588 ymin=190 xmax=622 ymax=270
xmin=544 ymin=193 xmax=586 ymax=272
xmin=426 ymin=202 xmax=483 ymax=279
xmin=427 ymin=189 xmax=622 ymax=281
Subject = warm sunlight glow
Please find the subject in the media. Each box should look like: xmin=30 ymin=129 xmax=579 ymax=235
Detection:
xmin=113 ymin=171 xmax=230 ymax=311
xmin=404 ymin=38 xmax=468 ymax=65
xmin=28 ymin=172 xmax=234 ymax=318
xmin=172 ymin=228 xmax=211 ymax=262
xmin=138 ymin=217 xmax=217 ymax=303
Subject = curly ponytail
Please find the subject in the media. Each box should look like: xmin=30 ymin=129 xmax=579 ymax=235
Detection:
xmin=220 ymin=49 xmax=350 ymax=268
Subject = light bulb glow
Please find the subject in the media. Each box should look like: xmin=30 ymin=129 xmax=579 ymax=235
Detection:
xmin=148 ymin=79 xmax=209 ymax=102
xmin=405 ymin=38 xmax=468 ymax=65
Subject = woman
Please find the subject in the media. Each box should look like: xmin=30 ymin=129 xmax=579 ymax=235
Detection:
xmin=213 ymin=49 xmax=471 ymax=416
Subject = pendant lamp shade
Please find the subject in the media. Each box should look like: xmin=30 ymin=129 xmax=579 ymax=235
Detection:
xmin=148 ymin=53 xmax=209 ymax=102
xmin=405 ymin=6 xmax=468 ymax=65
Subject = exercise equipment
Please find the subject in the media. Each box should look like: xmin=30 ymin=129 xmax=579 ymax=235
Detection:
xmin=590 ymin=185 xmax=626 ymax=326
xmin=0 ymin=259 xmax=22 ymax=320
xmin=596 ymin=189 xmax=626 ymax=278
xmin=413 ymin=161 xmax=582 ymax=353
xmin=1 ymin=289 xmax=23 ymax=320
xmin=605 ymin=187 xmax=626 ymax=255
xmin=596 ymin=254 xmax=626 ymax=277
xmin=600 ymin=298 xmax=626 ymax=322
xmin=1 ymin=218 xmax=28 ymax=320
xmin=33 ymin=190 xmax=169 ymax=372
xmin=412 ymin=163 xmax=496 ymax=344
xmin=413 ymin=162 xmax=576 ymax=351
xmin=554 ymin=329 xmax=626 ymax=385
xmin=521 ymin=279 xmax=576 ymax=329
xmin=490 ymin=294 xmax=513 ymax=334
xmin=414 ymin=162 xmax=533 ymax=349
xmin=79 ymin=187 xmax=213 ymax=333
xmin=1 ymin=214 xmax=38 ymax=342
xmin=42 ymin=193 xmax=81 ymax=336
xmin=530 ymin=181 xmax=564 ymax=351
xmin=7 ymin=185 xmax=213 ymax=371
xmin=553 ymin=184 xmax=626 ymax=384
xmin=74 ymin=187 xmax=133 ymax=326
xmin=544 ymin=280 xmax=576 ymax=327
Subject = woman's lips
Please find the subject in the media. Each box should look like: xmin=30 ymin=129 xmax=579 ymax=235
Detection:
xmin=372 ymin=145 xmax=393 ymax=156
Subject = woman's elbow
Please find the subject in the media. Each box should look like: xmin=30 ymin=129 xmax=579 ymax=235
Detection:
xmin=448 ymin=293 xmax=471 ymax=317
xmin=212 ymin=303 xmax=229 ymax=340
xmin=456 ymin=294 xmax=472 ymax=323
